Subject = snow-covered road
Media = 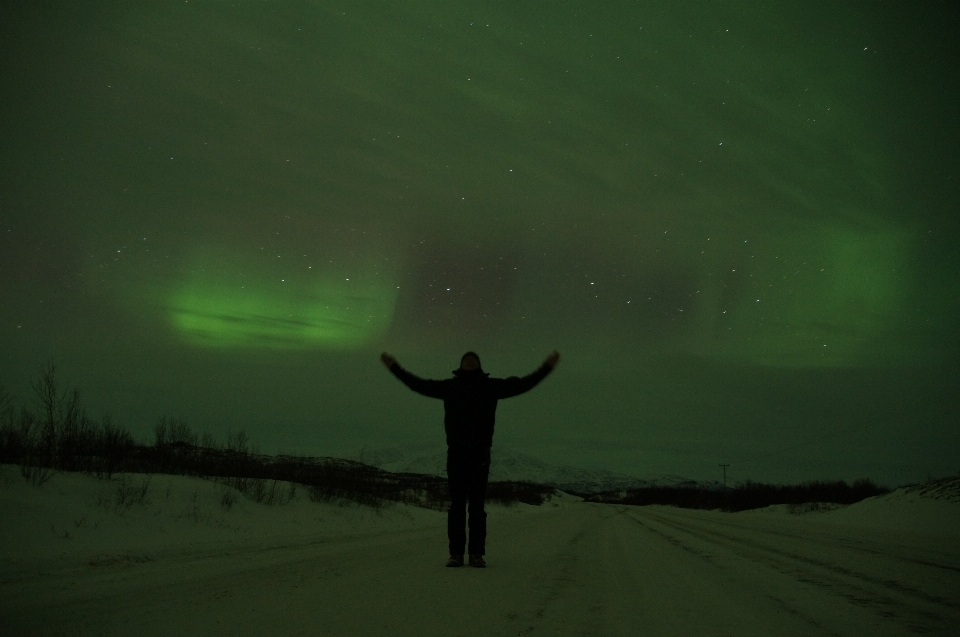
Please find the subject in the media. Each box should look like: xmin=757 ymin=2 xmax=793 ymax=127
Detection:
xmin=3 ymin=501 xmax=958 ymax=636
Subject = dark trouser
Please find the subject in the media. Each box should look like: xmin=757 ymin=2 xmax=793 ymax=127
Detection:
xmin=446 ymin=445 xmax=491 ymax=556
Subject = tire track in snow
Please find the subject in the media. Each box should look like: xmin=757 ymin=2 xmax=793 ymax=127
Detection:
xmin=503 ymin=504 xmax=847 ymax=636
xmin=651 ymin=505 xmax=960 ymax=575
xmin=599 ymin=505 xmax=843 ymax=637
xmin=496 ymin=504 xmax=609 ymax=637
xmin=637 ymin=507 xmax=959 ymax=610
xmin=628 ymin=506 xmax=960 ymax=636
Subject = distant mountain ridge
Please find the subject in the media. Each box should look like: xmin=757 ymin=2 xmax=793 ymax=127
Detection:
xmin=347 ymin=444 xmax=704 ymax=494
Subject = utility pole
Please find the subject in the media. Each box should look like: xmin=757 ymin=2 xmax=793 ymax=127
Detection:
xmin=719 ymin=464 xmax=730 ymax=488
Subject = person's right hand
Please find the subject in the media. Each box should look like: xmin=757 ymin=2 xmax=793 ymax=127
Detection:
xmin=380 ymin=352 xmax=397 ymax=368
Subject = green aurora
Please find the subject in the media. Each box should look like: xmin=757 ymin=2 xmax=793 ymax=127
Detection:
xmin=169 ymin=249 xmax=399 ymax=349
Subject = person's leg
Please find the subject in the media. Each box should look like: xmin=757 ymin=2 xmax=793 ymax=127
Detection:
xmin=466 ymin=447 xmax=491 ymax=556
xmin=446 ymin=448 xmax=467 ymax=557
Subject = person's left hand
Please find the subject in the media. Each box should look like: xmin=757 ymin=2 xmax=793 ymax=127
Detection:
xmin=545 ymin=350 xmax=560 ymax=368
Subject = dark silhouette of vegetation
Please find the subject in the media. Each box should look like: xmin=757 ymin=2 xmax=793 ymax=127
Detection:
xmin=487 ymin=481 xmax=556 ymax=506
xmin=0 ymin=363 xmax=556 ymax=510
xmin=0 ymin=363 xmax=134 ymax=480
xmin=582 ymin=478 xmax=890 ymax=512
xmin=1 ymin=362 xmax=891 ymax=512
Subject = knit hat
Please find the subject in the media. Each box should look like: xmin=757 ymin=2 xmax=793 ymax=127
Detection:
xmin=454 ymin=351 xmax=486 ymax=376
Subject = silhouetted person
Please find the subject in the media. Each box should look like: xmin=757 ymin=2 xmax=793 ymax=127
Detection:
xmin=380 ymin=350 xmax=560 ymax=567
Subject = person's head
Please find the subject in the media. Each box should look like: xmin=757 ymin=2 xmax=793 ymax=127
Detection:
xmin=459 ymin=351 xmax=481 ymax=371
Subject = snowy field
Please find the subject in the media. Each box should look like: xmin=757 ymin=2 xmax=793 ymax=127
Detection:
xmin=1 ymin=465 xmax=958 ymax=636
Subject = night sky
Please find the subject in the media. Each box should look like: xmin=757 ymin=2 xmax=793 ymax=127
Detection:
xmin=2 ymin=1 xmax=959 ymax=486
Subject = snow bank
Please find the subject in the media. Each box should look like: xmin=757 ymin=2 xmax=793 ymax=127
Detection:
xmin=738 ymin=476 xmax=960 ymax=541
xmin=818 ymin=477 xmax=960 ymax=539
xmin=0 ymin=465 xmax=445 ymax=578
xmin=0 ymin=464 xmax=574 ymax=581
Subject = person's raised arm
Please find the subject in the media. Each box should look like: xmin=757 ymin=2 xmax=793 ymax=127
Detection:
xmin=380 ymin=352 xmax=446 ymax=399
xmin=544 ymin=350 xmax=560 ymax=368
xmin=496 ymin=350 xmax=560 ymax=399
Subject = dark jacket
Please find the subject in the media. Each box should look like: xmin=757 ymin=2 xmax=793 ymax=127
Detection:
xmin=388 ymin=362 xmax=554 ymax=448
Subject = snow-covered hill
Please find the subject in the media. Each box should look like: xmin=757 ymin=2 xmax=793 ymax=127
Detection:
xmin=347 ymin=444 xmax=703 ymax=494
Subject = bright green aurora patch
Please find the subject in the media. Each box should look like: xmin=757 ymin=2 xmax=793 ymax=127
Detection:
xmin=170 ymin=271 xmax=398 ymax=350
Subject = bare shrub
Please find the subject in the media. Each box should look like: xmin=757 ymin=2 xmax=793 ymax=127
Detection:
xmin=249 ymin=477 xmax=266 ymax=502
xmin=155 ymin=417 xmax=196 ymax=447
xmin=0 ymin=385 xmax=13 ymax=424
xmin=226 ymin=429 xmax=250 ymax=455
xmin=20 ymin=462 xmax=54 ymax=486
xmin=168 ymin=419 xmax=196 ymax=446
xmin=220 ymin=490 xmax=236 ymax=511
xmin=213 ymin=475 xmax=291 ymax=505
xmin=308 ymin=483 xmax=386 ymax=511
xmin=1 ymin=405 xmax=33 ymax=464
xmin=200 ymin=431 xmax=219 ymax=450
xmin=31 ymin=361 xmax=62 ymax=455
xmin=95 ymin=415 xmax=134 ymax=478
xmin=308 ymin=483 xmax=338 ymax=504
xmin=111 ymin=475 xmax=152 ymax=511
xmin=0 ymin=386 xmax=16 ymax=458
xmin=153 ymin=417 xmax=168 ymax=447
xmin=30 ymin=362 xmax=92 ymax=470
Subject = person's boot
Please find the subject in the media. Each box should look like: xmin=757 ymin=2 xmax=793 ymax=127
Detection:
xmin=446 ymin=554 xmax=464 ymax=567
xmin=468 ymin=554 xmax=486 ymax=568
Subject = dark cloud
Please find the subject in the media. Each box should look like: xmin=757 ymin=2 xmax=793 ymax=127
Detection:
xmin=390 ymin=241 xmax=523 ymax=345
